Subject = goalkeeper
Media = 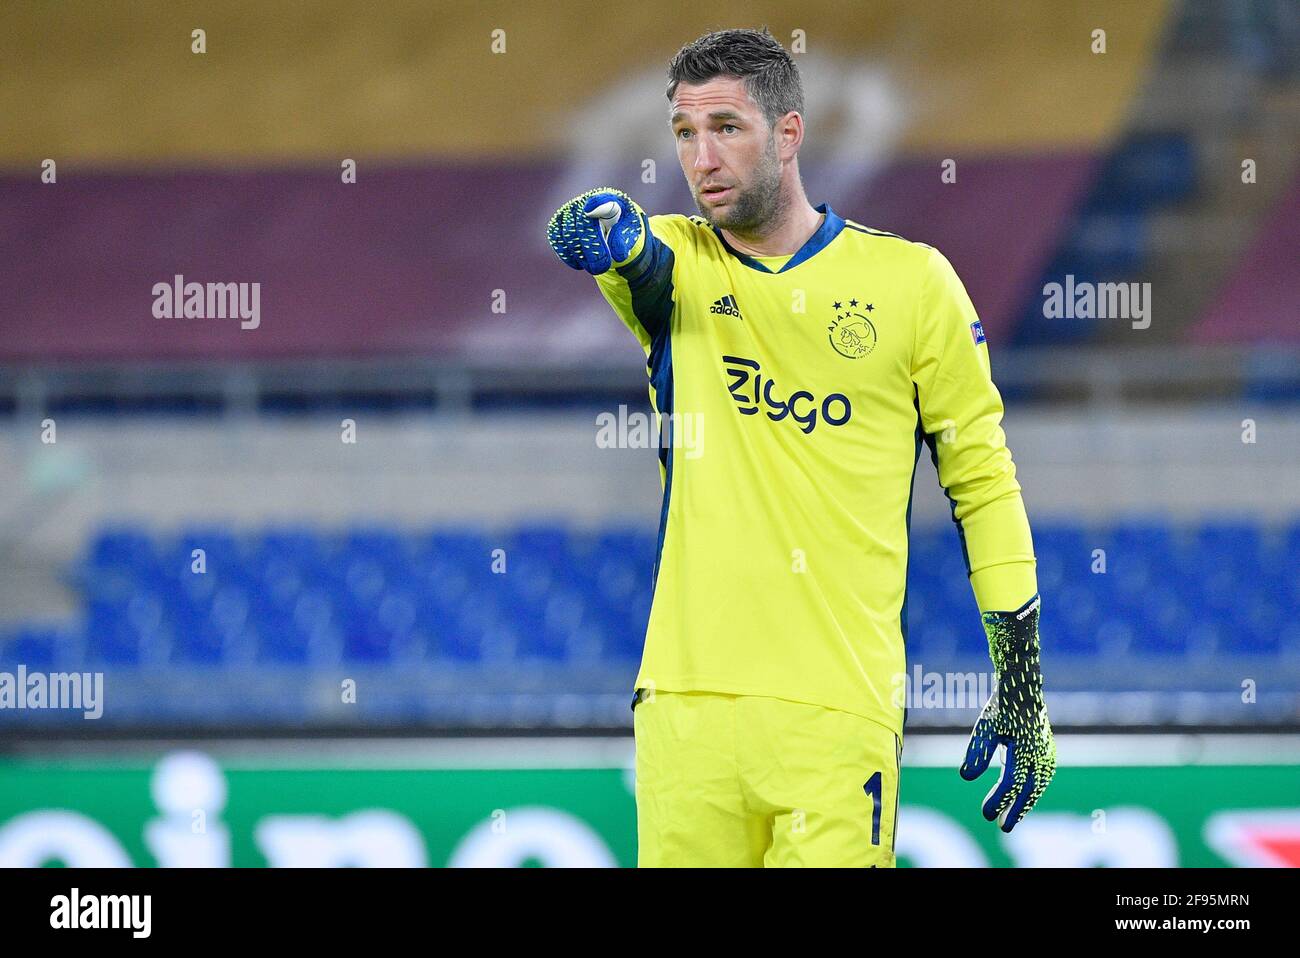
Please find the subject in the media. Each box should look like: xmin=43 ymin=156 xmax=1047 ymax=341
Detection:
xmin=546 ymin=27 xmax=1055 ymax=867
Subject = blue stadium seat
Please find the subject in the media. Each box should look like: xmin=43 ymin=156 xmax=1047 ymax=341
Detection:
xmin=1194 ymin=522 xmax=1265 ymax=577
xmin=86 ymin=527 xmax=159 ymax=574
xmin=1084 ymin=132 xmax=1197 ymax=212
xmin=0 ymin=626 xmax=82 ymax=670
xmin=1011 ymin=133 xmax=1194 ymax=347
xmin=1059 ymin=212 xmax=1149 ymax=276
xmin=7 ymin=515 xmax=1294 ymax=725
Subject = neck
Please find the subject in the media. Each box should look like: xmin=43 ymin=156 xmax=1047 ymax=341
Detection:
xmin=721 ymin=185 xmax=822 ymax=257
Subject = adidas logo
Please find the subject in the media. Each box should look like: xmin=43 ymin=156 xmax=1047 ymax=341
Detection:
xmin=710 ymin=294 xmax=743 ymax=319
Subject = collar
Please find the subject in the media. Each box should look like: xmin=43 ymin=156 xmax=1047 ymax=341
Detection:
xmin=710 ymin=202 xmax=845 ymax=274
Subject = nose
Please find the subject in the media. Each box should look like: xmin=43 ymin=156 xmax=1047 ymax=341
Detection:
xmin=692 ymin=136 xmax=719 ymax=176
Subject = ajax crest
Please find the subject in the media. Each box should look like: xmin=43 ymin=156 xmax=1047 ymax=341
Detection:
xmin=828 ymin=298 xmax=877 ymax=359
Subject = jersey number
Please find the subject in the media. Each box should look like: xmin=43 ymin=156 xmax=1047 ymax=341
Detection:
xmin=863 ymin=771 xmax=883 ymax=846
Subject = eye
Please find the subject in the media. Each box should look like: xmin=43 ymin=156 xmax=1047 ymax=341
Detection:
xmin=721 ymin=124 xmax=738 ymax=134
xmin=676 ymin=128 xmax=692 ymax=140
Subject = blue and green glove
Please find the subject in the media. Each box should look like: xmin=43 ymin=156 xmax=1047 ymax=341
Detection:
xmin=546 ymin=188 xmax=647 ymax=275
xmin=960 ymin=595 xmax=1057 ymax=832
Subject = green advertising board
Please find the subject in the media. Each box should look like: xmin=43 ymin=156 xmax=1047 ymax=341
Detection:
xmin=1 ymin=735 xmax=1296 ymax=867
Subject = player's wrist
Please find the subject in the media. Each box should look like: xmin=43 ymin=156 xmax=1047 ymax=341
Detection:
xmin=981 ymin=595 xmax=1045 ymax=706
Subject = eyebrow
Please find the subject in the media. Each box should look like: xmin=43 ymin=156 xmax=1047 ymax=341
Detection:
xmin=669 ymin=109 xmax=745 ymax=126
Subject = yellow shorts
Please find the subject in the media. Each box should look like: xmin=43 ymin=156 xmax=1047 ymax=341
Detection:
xmin=632 ymin=688 xmax=902 ymax=867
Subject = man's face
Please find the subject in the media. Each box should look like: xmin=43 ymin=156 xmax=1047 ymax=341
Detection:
xmin=670 ymin=76 xmax=785 ymax=232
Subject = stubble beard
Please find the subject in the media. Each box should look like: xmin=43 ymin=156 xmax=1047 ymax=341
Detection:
xmin=694 ymin=133 xmax=786 ymax=236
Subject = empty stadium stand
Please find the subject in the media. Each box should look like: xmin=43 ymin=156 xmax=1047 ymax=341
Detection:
xmin=2 ymin=517 xmax=1296 ymax=730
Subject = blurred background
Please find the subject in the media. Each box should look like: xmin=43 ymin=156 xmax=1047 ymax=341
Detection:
xmin=0 ymin=0 xmax=1297 ymax=866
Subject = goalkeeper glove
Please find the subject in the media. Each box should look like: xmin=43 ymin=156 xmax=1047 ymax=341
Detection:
xmin=546 ymin=188 xmax=647 ymax=275
xmin=960 ymin=595 xmax=1057 ymax=833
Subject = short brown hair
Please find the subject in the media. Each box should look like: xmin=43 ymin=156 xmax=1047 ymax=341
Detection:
xmin=666 ymin=27 xmax=804 ymax=130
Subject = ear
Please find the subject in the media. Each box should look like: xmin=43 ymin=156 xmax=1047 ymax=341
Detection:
xmin=774 ymin=111 xmax=803 ymax=159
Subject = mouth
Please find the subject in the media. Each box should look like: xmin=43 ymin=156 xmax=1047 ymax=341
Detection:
xmin=700 ymin=185 xmax=733 ymax=203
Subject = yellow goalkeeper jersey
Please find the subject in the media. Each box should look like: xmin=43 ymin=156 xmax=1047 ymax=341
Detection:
xmin=594 ymin=203 xmax=1035 ymax=738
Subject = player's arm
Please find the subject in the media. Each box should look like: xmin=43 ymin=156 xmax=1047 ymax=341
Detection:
xmin=545 ymin=188 xmax=677 ymax=353
xmin=911 ymin=246 xmax=1034 ymax=607
xmin=911 ymin=245 xmax=1056 ymax=833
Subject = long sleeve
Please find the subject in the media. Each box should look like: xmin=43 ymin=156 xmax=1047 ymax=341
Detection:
xmin=912 ymin=246 xmax=1037 ymax=612
xmin=592 ymin=213 xmax=680 ymax=353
